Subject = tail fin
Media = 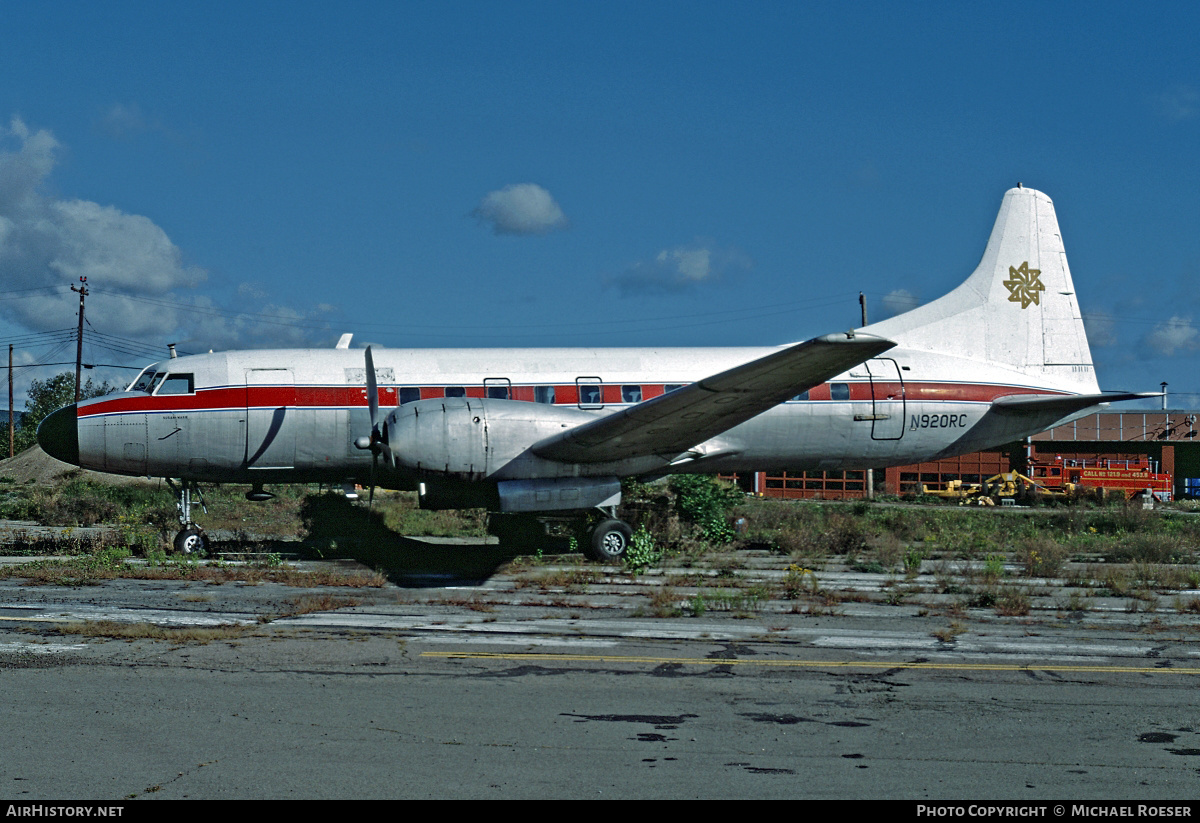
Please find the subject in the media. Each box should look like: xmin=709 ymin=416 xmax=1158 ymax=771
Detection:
xmin=864 ymin=186 xmax=1099 ymax=394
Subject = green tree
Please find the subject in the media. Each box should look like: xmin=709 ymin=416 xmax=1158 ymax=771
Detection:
xmin=13 ymin=373 xmax=116 ymax=454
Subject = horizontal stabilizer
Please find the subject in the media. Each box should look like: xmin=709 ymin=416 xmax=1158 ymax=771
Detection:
xmin=991 ymin=391 xmax=1159 ymax=417
xmin=533 ymin=332 xmax=894 ymax=464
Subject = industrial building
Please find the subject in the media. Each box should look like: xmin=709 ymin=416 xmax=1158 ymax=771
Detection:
xmin=731 ymin=409 xmax=1200 ymax=501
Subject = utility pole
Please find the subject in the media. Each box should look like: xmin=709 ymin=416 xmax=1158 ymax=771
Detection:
xmin=8 ymin=344 xmax=13 ymax=458
xmin=860 ymin=292 xmax=874 ymax=500
xmin=71 ymin=276 xmax=88 ymax=402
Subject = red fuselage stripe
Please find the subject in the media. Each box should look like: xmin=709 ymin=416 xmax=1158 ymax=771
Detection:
xmin=77 ymin=381 xmax=1063 ymax=418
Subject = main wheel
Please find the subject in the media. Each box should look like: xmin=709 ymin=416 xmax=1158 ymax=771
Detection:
xmin=173 ymin=527 xmax=207 ymax=556
xmin=588 ymin=519 xmax=632 ymax=562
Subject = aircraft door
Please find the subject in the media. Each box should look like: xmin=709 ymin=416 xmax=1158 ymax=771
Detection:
xmin=246 ymin=369 xmax=296 ymax=469
xmin=102 ymin=415 xmax=148 ymax=475
xmin=865 ymin=358 xmax=905 ymax=440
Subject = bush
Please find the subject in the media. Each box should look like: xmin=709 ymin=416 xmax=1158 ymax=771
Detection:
xmin=623 ymin=524 xmax=663 ymax=572
xmin=669 ymin=475 xmax=744 ymax=544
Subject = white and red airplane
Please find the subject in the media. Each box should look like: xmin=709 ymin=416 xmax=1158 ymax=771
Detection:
xmin=38 ymin=186 xmax=1148 ymax=558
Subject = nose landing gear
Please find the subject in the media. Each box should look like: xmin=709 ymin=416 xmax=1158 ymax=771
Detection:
xmin=166 ymin=479 xmax=208 ymax=555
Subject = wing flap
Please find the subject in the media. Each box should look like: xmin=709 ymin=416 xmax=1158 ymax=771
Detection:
xmin=532 ymin=332 xmax=895 ymax=464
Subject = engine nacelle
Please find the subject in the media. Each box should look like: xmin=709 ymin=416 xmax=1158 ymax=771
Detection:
xmin=384 ymin=397 xmax=600 ymax=481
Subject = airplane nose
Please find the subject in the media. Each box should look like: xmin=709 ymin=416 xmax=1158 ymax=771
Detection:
xmin=37 ymin=404 xmax=79 ymax=465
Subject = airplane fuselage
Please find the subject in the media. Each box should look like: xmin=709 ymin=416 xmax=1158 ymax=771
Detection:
xmin=60 ymin=343 xmax=1078 ymax=493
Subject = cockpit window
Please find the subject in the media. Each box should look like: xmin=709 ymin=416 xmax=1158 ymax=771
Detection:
xmin=129 ymin=368 xmax=163 ymax=393
xmin=156 ymin=374 xmax=194 ymax=395
xmin=132 ymin=372 xmax=169 ymax=394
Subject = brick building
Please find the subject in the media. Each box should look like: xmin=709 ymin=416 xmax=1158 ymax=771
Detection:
xmin=730 ymin=409 xmax=1200 ymax=500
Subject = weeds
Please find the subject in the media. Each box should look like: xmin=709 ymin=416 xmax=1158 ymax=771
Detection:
xmin=646 ymin=586 xmax=683 ymax=617
xmin=684 ymin=586 xmax=767 ymax=615
xmin=668 ymin=475 xmax=744 ymax=545
xmin=994 ymin=589 xmax=1032 ymax=616
xmin=982 ymin=553 xmax=1006 ymax=581
xmin=932 ymin=622 xmax=967 ymax=642
xmin=623 ymin=524 xmax=663 ymax=572
xmin=45 ymin=620 xmax=256 ymax=644
xmin=904 ymin=546 xmax=925 ymax=578
xmin=0 ymin=551 xmax=386 ymax=588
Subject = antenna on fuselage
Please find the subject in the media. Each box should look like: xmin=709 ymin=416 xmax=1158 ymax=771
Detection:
xmin=168 ymin=343 xmax=178 ymax=360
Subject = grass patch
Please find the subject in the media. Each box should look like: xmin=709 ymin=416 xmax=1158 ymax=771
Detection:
xmin=42 ymin=620 xmax=256 ymax=644
xmin=0 ymin=551 xmax=386 ymax=588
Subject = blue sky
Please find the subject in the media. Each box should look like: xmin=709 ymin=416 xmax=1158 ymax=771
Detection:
xmin=0 ymin=2 xmax=1197 ymax=407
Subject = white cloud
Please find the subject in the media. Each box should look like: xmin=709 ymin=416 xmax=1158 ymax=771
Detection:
xmin=880 ymin=289 xmax=919 ymax=319
xmin=0 ymin=116 xmax=337 ymax=372
xmin=606 ymin=241 xmax=752 ymax=297
xmin=95 ymin=103 xmax=153 ymax=139
xmin=0 ymin=118 xmax=58 ymax=214
xmin=1143 ymin=315 xmax=1199 ymax=356
xmin=0 ymin=117 xmax=205 ymax=337
xmin=473 ymin=183 xmax=568 ymax=236
xmin=1154 ymin=85 xmax=1199 ymax=122
xmin=1082 ymin=311 xmax=1117 ymax=348
xmin=656 ymin=246 xmax=713 ymax=282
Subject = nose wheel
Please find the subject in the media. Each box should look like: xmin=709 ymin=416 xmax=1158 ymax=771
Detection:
xmin=173 ymin=526 xmax=208 ymax=555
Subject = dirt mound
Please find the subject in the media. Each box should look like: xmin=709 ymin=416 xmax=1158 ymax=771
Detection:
xmin=0 ymin=446 xmax=151 ymax=487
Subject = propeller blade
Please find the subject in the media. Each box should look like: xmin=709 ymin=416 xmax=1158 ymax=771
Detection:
xmin=365 ymin=344 xmax=379 ymax=436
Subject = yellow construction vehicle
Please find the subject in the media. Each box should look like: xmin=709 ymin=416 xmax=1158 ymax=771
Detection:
xmin=922 ymin=471 xmax=1075 ymax=505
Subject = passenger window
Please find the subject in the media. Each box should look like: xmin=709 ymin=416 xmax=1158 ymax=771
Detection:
xmin=621 ymin=385 xmax=642 ymax=403
xmin=830 ymin=383 xmax=850 ymax=401
xmin=791 ymin=390 xmax=809 ymax=401
xmin=664 ymin=384 xmax=684 ymax=394
xmin=535 ymin=386 xmax=556 ymax=404
xmin=399 ymin=387 xmax=420 ymax=404
xmin=484 ymin=378 xmax=511 ymax=400
xmin=445 ymin=387 xmax=466 ymax=398
xmin=156 ymin=374 xmax=194 ymax=395
xmin=576 ymin=377 xmax=603 ymax=409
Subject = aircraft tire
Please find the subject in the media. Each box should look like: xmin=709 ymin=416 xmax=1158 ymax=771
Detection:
xmin=588 ymin=519 xmax=632 ymax=562
xmin=174 ymin=527 xmax=207 ymax=556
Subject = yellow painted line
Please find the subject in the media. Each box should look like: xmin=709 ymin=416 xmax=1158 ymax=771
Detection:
xmin=420 ymin=650 xmax=1200 ymax=675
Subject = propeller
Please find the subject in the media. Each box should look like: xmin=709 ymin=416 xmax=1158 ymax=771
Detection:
xmin=353 ymin=345 xmax=384 ymax=509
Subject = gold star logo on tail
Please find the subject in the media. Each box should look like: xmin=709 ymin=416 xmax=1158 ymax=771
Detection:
xmin=1003 ymin=261 xmax=1044 ymax=309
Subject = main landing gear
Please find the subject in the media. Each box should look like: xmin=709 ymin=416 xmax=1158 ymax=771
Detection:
xmin=587 ymin=518 xmax=633 ymax=562
xmin=486 ymin=510 xmax=635 ymax=563
xmin=166 ymin=479 xmax=208 ymax=555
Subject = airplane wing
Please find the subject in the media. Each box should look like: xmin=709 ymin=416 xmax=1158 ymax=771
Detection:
xmin=990 ymin=391 xmax=1160 ymax=417
xmin=532 ymin=332 xmax=895 ymax=464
